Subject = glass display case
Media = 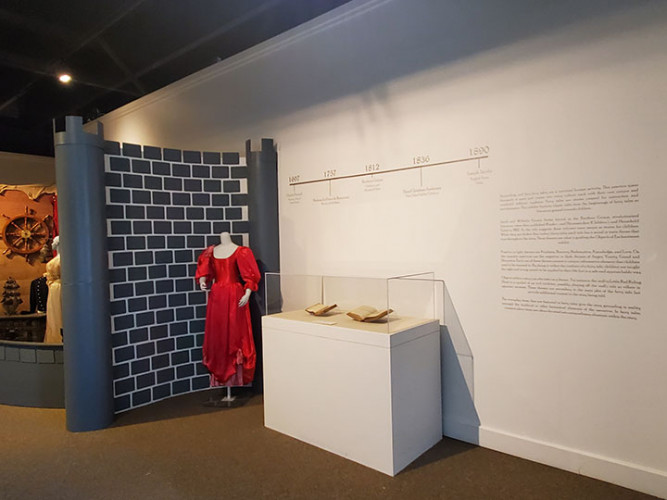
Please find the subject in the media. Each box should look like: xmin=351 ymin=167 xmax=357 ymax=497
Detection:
xmin=262 ymin=272 xmax=445 ymax=474
xmin=264 ymin=272 xmax=444 ymax=334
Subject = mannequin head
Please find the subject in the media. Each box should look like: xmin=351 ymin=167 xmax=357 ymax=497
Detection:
xmin=39 ymin=240 xmax=54 ymax=263
xmin=219 ymin=232 xmax=233 ymax=245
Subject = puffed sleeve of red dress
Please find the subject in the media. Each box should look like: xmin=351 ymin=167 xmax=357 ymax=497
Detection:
xmin=195 ymin=246 xmax=214 ymax=285
xmin=237 ymin=246 xmax=260 ymax=292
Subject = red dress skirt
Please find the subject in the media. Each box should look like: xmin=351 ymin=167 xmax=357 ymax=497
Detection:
xmin=195 ymin=246 xmax=260 ymax=386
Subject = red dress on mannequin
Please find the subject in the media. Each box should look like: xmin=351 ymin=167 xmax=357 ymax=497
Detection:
xmin=195 ymin=245 xmax=260 ymax=386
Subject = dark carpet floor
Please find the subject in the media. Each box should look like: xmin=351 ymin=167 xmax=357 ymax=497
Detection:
xmin=0 ymin=391 xmax=657 ymax=499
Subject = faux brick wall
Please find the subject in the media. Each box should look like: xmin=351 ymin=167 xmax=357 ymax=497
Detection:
xmin=104 ymin=142 xmax=248 ymax=412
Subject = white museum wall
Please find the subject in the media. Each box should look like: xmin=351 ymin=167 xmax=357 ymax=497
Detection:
xmin=90 ymin=0 xmax=667 ymax=495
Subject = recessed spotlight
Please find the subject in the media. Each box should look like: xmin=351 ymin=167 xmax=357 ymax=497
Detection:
xmin=58 ymin=73 xmax=72 ymax=84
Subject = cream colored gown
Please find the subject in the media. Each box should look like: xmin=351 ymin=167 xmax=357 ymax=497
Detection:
xmin=44 ymin=255 xmax=62 ymax=343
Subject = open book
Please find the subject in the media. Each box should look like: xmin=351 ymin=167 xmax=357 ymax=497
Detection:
xmin=346 ymin=305 xmax=393 ymax=322
xmin=305 ymin=303 xmax=337 ymax=316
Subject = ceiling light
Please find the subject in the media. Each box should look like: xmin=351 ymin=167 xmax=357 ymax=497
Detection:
xmin=58 ymin=73 xmax=72 ymax=84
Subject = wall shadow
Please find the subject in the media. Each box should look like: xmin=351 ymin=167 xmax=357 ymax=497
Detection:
xmin=442 ymin=284 xmax=480 ymax=444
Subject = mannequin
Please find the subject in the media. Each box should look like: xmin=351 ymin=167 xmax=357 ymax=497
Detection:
xmin=44 ymin=236 xmax=62 ymax=343
xmin=29 ymin=244 xmax=53 ymax=314
xmin=195 ymin=232 xmax=260 ymax=395
xmin=199 ymin=232 xmax=252 ymax=307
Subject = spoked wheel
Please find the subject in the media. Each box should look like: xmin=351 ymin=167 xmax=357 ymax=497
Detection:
xmin=2 ymin=207 xmax=50 ymax=258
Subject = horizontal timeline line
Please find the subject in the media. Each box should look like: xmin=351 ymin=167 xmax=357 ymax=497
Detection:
xmin=289 ymin=155 xmax=488 ymax=186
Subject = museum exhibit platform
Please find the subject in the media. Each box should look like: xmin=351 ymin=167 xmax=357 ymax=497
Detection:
xmin=262 ymin=273 xmax=444 ymax=476
xmin=0 ymin=339 xmax=64 ymax=408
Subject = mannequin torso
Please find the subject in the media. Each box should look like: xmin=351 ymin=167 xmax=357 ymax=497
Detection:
xmin=212 ymin=232 xmax=238 ymax=259
xmin=199 ymin=232 xmax=251 ymax=307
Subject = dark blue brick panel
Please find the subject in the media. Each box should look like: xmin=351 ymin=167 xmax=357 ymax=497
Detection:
xmin=213 ymin=221 xmax=231 ymax=234
xmin=167 ymin=207 xmax=185 ymax=219
xmin=192 ymin=193 xmax=210 ymax=205
xmin=204 ymin=180 xmax=221 ymax=192
xmin=231 ymin=167 xmax=247 ymax=179
xmin=231 ymin=194 xmax=248 ymax=205
xmin=113 ymin=314 xmax=135 ymax=331
xmin=112 ymin=331 xmax=128 ymax=348
xmin=163 ymin=148 xmax=182 ymax=162
xmin=114 ymin=395 xmax=131 ymax=413
xmin=222 ymin=152 xmax=240 ymax=164
xmin=223 ymin=180 xmax=240 ymax=193
xmin=212 ymin=166 xmax=230 ymax=179
xmin=106 ymin=173 xmax=122 ymax=187
xmin=132 ymin=389 xmax=152 ymax=407
xmin=188 ymin=236 xmax=206 ymax=248
xmin=153 ymin=384 xmax=171 ymax=400
xmin=106 ymin=204 xmax=124 ymax=219
xmin=123 ymin=173 xmax=143 ymax=188
xmin=152 ymin=192 xmax=171 ymax=205
xmin=150 ymin=324 xmax=169 ymax=339
xmin=202 ymin=152 xmax=221 ymax=164
xmin=192 ymin=376 xmax=210 ymax=390
xmin=122 ymin=143 xmax=142 ymax=158
xmin=105 ymin=146 xmax=248 ymax=413
xmin=137 ymin=373 xmax=156 ymax=389
xmin=146 ymin=206 xmax=165 ymax=219
xmin=172 ymin=164 xmax=191 ymax=177
xmin=132 ymin=359 xmax=151 ymax=375
xmin=172 ymin=193 xmax=191 ymax=205
xmin=110 ymin=189 xmax=131 ymax=203
xmin=143 ymin=146 xmax=162 ymax=160
xmin=192 ymin=165 xmax=210 ymax=178
xmin=134 ymin=221 xmax=153 ymax=235
xmin=164 ymin=177 xmax=183 ymax=191
xmin=130 ymin=328 xmax=149 ymax=343
xmin=110 ymin=157 xmax=130 ymax=172
xmin=183 ymin=150 xmax=201 ymax=163
xmin=147 ymin=236 xmax=166 ymax=249
xmin=156 ymin=368 xmax=175 ymax=383
xmin=156 ymin=309 xmax=175 ymax=323
xmin=113 ymin=362 xmax=130 ymax=379
xmin=145 ymin=176 xmax=163 ymax=190
xmin=193 ymin=222 xmax=211 ymax=234
xmin=132 ymin=159 xmax=151 ymax=174
xmin=152 ymin=162 xmax=170 ymax=175
xmin=212 ymin=194 xmax=229 ymax=206
xmin=167 ymin=236 xmax=186 ymax=248
xmin=226 ymin=207 xmax=242 ymax=220
xmin=184 ymin=179 xmax=202 ymax=192
xmin=115 ymin=377 xmax=135 ymax=395
xmin=172 ymin=379 xmax=191 ymax=395
xmin=105 ymin=141 xmax=121 ymax=156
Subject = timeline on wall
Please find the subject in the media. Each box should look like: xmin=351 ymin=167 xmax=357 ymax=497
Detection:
xmin=286 ymin=147 xmax=491 ymax=206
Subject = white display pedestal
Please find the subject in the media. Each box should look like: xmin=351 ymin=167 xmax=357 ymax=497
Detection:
xmin=262 ymin=310 xmax=442 ymax=476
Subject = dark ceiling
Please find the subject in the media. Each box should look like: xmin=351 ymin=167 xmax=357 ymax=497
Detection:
xmin=0 ymin=0 xmax=354 ymax=157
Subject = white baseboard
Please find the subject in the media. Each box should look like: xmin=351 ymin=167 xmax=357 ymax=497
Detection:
xmin=443 ymin=420 xmax=667 ymax=498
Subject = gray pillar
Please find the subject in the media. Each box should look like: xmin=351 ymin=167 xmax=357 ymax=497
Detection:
xmin=246 ymin=138 xmax=279 ymax=281
xmin=246 ymin=138 xmax=279 ymax=392
xmin=53 ymin=116 xmax=113 ymax=431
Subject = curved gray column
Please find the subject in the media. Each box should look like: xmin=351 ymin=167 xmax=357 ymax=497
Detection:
xmin=53 ymin=116 xmax=113 ymax=431
xmin=246 ymin=138 xmax=279 ymax=280
xmin=246 ymin=138 xmax=279 ymax=392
